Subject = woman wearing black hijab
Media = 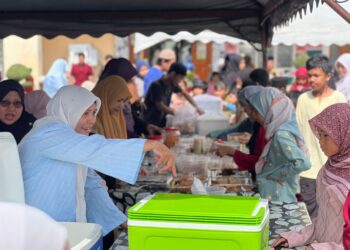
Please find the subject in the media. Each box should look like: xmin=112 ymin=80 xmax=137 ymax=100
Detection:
xmin=0 ymin=80 xmax=36 ymax=143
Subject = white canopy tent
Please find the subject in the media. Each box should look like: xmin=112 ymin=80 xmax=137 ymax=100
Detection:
xmin=272 ymin=2 xmax=350 ymax=46
xmin=134 ymin=30 xmax=246 ymax=53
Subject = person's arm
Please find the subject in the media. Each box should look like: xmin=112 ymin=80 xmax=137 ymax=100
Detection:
xmin=133 ymin=115 xmax=149 ymax=135
xmin=26 ymin=123 xmax=175 ymax=184
xmin=272 ymin=222 xmax=317 ymax=248
xmin=155 ymin=101 xmax=175 ymax=115
xmin=210 ymin=118 xmax=253 ymax=139
xmin=146 ymin=124 xmax=163 ymax=135
xmin=144 ymin=139 xmax=176 ymax=176
xmin=182 ymin=91 xmax=204 ymax=114
xmin=232 ymin=150 xmax=257 ymax=171
xmin=274 ymin=220 xmax=343 ymax=250
xmin=232 ymin=126 xmax=267 ymax=171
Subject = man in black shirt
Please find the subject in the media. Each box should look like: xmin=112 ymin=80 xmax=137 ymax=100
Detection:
xmin=143 ymin=63 xmax=204 ymax=127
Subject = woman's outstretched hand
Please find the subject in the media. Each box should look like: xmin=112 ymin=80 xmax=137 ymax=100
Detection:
xmin=271 ymin=236 xmax=289 ymax=248
xmin=144 ymin=140 xmax=176 ymax=177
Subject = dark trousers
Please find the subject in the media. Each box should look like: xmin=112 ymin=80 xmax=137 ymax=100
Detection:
xmin=103 ymin=230 xmax=115 ymax=250
xmin=300 ymin=177 xmax=319 ymax=218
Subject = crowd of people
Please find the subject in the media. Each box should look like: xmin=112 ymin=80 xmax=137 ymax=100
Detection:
xmin=0 ymin=49 xmax=350 ymax=249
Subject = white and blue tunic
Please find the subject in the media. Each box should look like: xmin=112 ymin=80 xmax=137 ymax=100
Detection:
xmin=19 ymin=121 xmax=144 ymax=235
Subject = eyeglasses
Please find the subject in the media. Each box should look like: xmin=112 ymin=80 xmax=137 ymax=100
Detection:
xmin=0 ymin=100 xmax=23 ymax=108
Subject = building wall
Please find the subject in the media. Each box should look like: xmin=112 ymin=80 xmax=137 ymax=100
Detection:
xmin=42 ymin=34 xmax=116 ymax=82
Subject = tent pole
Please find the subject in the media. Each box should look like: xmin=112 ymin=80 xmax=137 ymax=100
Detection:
xmin=128 ymin=34 xmax=135 ymax=64
xmin=261 ymin=21 xmax=268 ymax=69
xmin=323 ymin=0 xmax=350 ymax=24
xmin=262 ymin=44 xmax=267 ymax=69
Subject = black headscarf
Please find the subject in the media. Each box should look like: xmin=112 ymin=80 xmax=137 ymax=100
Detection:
xmin=98 ymin=58 xmax=138 ymax=83
xmin=0 ymin=80 xmax=36 ymax=143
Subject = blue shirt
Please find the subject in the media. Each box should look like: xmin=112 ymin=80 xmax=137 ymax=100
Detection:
xmin=19 ymin=122 xmax=145 ymax=235
xmin=143 ymin=66 xmax=164 ymax=94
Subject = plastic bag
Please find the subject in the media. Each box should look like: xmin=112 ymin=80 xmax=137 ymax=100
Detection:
xmin=191 ymin=177 xmax=207 ymax=194
xmin=171 ymin=106 xmax=197 ymax=134
xmin=191 ymin=177 xmax=226 ymax=195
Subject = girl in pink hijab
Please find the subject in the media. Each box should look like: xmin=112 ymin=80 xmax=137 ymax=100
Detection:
xmin=273 ymin=103 xmax=350 ymax=250
xmin=289 ymin=67 xmax=311 ymax=92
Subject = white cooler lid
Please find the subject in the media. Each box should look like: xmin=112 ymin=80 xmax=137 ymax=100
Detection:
xmin=60 ymin=222 xmax=102 ymax=250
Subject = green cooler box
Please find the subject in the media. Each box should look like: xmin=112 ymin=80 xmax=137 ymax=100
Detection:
xmin=128 ymin=193 xmax=269 ymax=250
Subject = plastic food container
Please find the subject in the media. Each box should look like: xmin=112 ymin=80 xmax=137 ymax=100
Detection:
xmin=128 ymin=193 xmax=269 ymax=250
xmin=61 ymin=222 xmax=103 ymax=250
xmin=163 ymin=127 xmax=181 ymax=148
xmin=205 ymin=186 xmax=227 ymax=195
xmin=175 ymin=154 xmax=208 ymax=176
xmin=227 ymin=132 xmax=244 ymax=142
xmin=196 ymin=113 xmax=229 ymax=136
xmin=210 ymin=176 xmax=255 ymax=193
xmin=167 ymin=175 xmax=208 ymax=193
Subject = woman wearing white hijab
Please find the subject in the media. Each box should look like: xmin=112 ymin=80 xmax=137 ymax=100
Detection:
xmin=0 ymin=202 xmax=68 ymax=250
xmin=43 ymin=59 xmax=68 ymax=98
xmin=335 ymin=53 xmax=350 ymax=101
xmin=19 ymin=85 xmax=175 ymax=237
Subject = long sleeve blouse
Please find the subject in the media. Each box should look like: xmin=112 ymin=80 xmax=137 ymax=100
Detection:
xmin=233 ymin=125 xmax=267 ymax=171
xmin=344 ymin=192 xmax=350 ymax=250
xmin=19 ymin=121 xmax=145 ymax=235
xmin=281 ymin=167 xmax=345 ymax=249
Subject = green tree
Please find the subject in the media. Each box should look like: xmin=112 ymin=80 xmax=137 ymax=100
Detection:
xmin=293 ymin=53 xmax=309 ymax=68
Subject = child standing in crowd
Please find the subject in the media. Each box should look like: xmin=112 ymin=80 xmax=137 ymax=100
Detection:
xmin=296 ymin=55 xmax=347 ymax=218
xmin=246 ymin=87 xmax=310 ymax=202
xmin=207 ymin=72 xmax=222 ymax=95
xmin=273 ymin=103 xmax=350 ymax=250
xmin=289 ymin=67 xmax=311 ymax=92
xmin=223 ymin=90 xmax=239 ymax=124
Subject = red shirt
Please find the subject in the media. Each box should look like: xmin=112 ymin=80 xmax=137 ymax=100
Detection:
xmin=344 ymin=191 xmax=350 ymax=250
xmin=289 ymin=82 xmax=311 ymax=92
xmin=232 ymin=126 xmax=267 ymax=171
xmin=71 ymin=63 xmax=93 ymax=86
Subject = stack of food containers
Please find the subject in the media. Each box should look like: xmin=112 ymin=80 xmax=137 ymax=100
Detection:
xmin=193 ymin=94 xmax=229 ymax=136
xmin=128 ymin=193 xmax=269 ymax=250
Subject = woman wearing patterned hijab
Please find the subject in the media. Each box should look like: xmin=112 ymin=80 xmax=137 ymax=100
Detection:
xmin=274 ymin=103 xmax=350 ymax=249
xmin=246 ymin=87 xmax=310 ymax=202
